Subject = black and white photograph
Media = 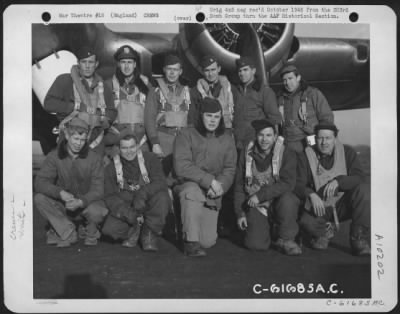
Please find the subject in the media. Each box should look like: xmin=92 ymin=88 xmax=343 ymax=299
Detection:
xmin=3 ymin=4 xmax=397 ymax=313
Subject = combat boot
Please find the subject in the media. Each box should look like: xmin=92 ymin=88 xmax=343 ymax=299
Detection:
xmin=84 ymin=230 xmax=101 ymax=246
xmin=46 ymin=229 xmax=60 ymax=245
xmin=310 ymin=222 xmax=336 ymax=250
xmin=350 ymin=225 xmax=371 ymax=256
xmin=57 ymin=230 xmax=78 ymax=248
xmin=84 ymin=222 xmax=101 ymax=246
xmin=275 ymin=238 xmax=302 ymax=256
xmin=184 ymin=241 xmax=207 ymax=257
xmin=77 ymin=224 xmax=87 ymax=239
xmin=122 ymin=223 xmax=141 ymax=248
xmin=140 ymin=225 xmax=159 ymax=252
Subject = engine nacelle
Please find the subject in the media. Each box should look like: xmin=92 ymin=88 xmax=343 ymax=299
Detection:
xmin=179 ymin=23 xmax=295 ymax=78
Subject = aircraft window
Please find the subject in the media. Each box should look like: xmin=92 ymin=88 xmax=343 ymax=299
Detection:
xmin=356 ymin=44 xmax=369 ymax=62
xmin=287 ymin=37 xmax=300 ymax=60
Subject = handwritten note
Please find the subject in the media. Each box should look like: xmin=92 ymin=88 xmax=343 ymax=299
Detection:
xmin=9 ymin=195 xmax=26 ymax=240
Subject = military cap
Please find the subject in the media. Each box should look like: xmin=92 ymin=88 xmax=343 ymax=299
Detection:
xmin=251 ymin=119 xmax=275 ymax=133
xmin=236 ymin=56 xmax=255 ymax=69
xmin=114 ymin=45 xmax=139 ymax=61
xmin=67 ymin=117 xmax=89 ymax=132
xmin=200 ymin=97 xmax=222 ymax=113
xmin=200 ymin=55 xmax=218 ymax=69
xmin=164 ymin=54 xmax=182 ymax=67
xmin=314 ymin=122 xmax=339 ymax=135
xmin=280 ymin=64 xmax=298 ymax=77
xmin=76 ymin=46 xmax=96 ymax=60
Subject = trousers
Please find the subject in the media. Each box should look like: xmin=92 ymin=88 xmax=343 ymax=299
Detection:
xmin=175 ymin=182 xmax=220 ymax=248
xmin=244 ymin=192 xmax=300 ymax=250
xmin=285 ymin=140 xmax=306 ymax=153
xmin=299 ymin=183 xmax=371 ymax=238
xmin=34 ymin=193 xmax=108 ymax=240
xmin=102 ymin=190 xmax=170 ymax=240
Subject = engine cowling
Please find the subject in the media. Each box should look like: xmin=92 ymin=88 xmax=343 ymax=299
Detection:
xmin=179 ymin=23 xmax=295 ymax=78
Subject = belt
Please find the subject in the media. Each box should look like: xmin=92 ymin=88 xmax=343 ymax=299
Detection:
xmin=286 ymin=138 xmax=308 ymax=147
xmin=158 ymin=125 xmax=183 ymax=136
xmin=118 ymin=122 xmax=144 ymax=127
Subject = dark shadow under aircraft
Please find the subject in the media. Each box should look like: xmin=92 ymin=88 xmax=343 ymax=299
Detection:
xmin=31 ymin=23 xmax=371 ymax=300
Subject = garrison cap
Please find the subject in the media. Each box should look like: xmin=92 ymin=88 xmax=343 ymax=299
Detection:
xmin=114 ymin=45 xmax=139 ymax=61
xmin=251 ymin=119 xmax=275 ymax=133
xmin=236 ymin=56 xmax=255 ymax=69
xmin=67 ymin=117 xmax=89 ymax=132
xmin=200 ymin=55 xmax=218 ymax=68
xmin=200 ymin=97 xmax=222 ymax=113
xmin=314 ymin=122 xmax=339 ymax=135
xmin=164 ymin=54 xmax=182 ymax=67
xmin=119 ymin=128 xmax=138 ymax=141
xmin=280 ymin=64 xmax=298 ymax=77
xmin=76 ymin=46 xmax=96 ymax=60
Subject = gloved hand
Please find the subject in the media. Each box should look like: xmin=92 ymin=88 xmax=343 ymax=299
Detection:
xmin=301 ymin=124 xmax=314 ymax=135
xmin=114 ymin=204 xmax=136 ymax=224
xmin=132 ymin=196 xmax=146 ymax=214
xmin=125 ymin=208 xmax=138 ymax=225
xmin=100 ymin=118 xmax=110 ymax=130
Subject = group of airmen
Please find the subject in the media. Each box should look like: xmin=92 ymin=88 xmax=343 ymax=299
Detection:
xmin=34 ymin=44 xmax=371 ymax=257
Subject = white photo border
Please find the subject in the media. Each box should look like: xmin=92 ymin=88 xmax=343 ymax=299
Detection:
xmin=3 ymin=4 xmax=397 ymax=313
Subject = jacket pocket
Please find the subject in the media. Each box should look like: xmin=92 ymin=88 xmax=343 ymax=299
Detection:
xmin=185 ymin=189 xmax=207 ymax=202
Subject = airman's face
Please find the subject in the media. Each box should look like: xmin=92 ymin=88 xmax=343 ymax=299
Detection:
xmin=65 ymin=131 xmax=88 ymax=155
xmin=118 ymin=58 xmax=136 ymax=77
xmin=202 ymin=111 xmax=222 ymax=132
xmin=120 ymin=138 xmax=138 ymax=161
xmin=256 ymin=127 xmax=277 ymax=153
xmin=164 ymin=63 xmax=182 ymax=84
xmin=202 ymin=62 xmax=221 ymax=84
xmin=282 ymin=72 xmax=301 ymax=93
xmin=78 ymin=55 xmax=98 ymax=78
xmin=316 ymin=130 xmax=336 ymax=155
xmin=238 ymin=66 xmax=256 ymax=84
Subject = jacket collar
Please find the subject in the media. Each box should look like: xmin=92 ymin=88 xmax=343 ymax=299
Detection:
xmin=313 ymin=144 xmax=335 ymax=159
xmin=239 ymin=77 xmax=262 ymax=92
xmin=279 ymin=79 xmax=309 ymax=97
xmin=250 ymin=142 xmax=274 ymax=161
xmin=115 ymin=68 xmax=149 ymax=94
xmin=80 ymin=72 xmax=102 ymax=92
xmin=195 ymin=118 xmax=226 ymax=138
xmin=57 ymin=140 xmax=89 ymax=160
xmin=156 ymin=77 xmax=185 ymax=95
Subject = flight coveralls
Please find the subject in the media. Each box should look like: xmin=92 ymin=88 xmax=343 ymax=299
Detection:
xmin=34 ymin=145 xmax=108 ymax=242
xmin=144 ymin=78 xmax=195 ymax=157
xmin=190 ymin=75 xmax=234 ymax=130
xmin=232 ymin=79 xmax=281 ymax=152
xmin=277 ymin=81 xmax=334 ymax=153
xmin=44 ymin=66 xmax=116 ymax=156
xmin=234 ymin=139 xmax=299 ymax=250
xmin=295 ymin=142 xmax=370 ymax=240
xmin=173 ymin=127 xmax=237 ymax=248
xmin=102 ymin=150 xmax=170 ymax=239
xmin=104 ymin=74 xmax=150 ymax=154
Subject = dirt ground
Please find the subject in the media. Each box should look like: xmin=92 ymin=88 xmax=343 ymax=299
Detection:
xmin=33 ymin=209 xmax=370 ymax=299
